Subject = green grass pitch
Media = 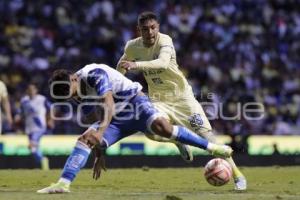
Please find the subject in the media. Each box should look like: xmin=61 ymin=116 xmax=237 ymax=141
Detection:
xmin=0 ymin=167 xmax=299 ymax=200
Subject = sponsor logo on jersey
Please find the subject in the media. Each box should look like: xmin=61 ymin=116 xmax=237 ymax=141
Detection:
xmin=188 ymin=113 xmax=204 ymax=131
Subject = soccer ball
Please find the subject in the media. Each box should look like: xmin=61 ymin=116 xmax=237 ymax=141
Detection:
xmin=204 ymin=158 xmax=232 ymax=186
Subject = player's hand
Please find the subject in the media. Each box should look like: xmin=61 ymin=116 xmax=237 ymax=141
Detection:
xmin=92 ymin=147 xmax=106 ymax=180
xmin=119 ymin=61 xmax=137 ymax=71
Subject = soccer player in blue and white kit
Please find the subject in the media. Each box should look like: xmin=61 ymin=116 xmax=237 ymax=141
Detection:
xmin=37 ymin=63 xmax=232 ymax=194
xmin=15 ymin=83 xmax=53 ymax=170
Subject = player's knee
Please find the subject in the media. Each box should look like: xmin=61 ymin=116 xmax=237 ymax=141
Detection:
xmin=151 ymin=118 xmax=173 ymax=138
xmin=78 ymin=134 xmax=88 ymax=144
xmin=78 ymin=132 xmax=100 ymax=147
xmin=100 ymin=139 xmax=108 ymax=149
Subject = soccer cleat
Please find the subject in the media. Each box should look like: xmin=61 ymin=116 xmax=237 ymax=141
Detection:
xmin=175 ymin=143 xmax=193 ymax=163
xmin=37 ymin=182 xmax=70 ymax=194
xmin=41 ymin=157 xmax=49 ymax=170
xmin=234 ymin=176 xmax=247 ymax=191
xmin=210 ymin=145 xmax=233 ymax=158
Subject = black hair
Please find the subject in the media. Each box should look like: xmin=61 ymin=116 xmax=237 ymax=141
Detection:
xmin=138 ymin=11 xmax=158 ymax=25
xmin=26 ymin=81 xmax=38 ymax=90
xmin=48 ymin=69 xmax=72 ymax=101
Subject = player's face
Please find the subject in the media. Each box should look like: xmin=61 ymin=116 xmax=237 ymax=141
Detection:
xmin=27 ymin=85 xmax=38 ymax=97
xmin=138 ymin=19 xmax=159 ymax=47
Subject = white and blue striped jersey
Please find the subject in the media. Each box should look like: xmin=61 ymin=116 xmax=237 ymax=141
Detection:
xmin=76 ymin=63 xmax=142 ymax=113
xmin=20 ymin=94 xmax=50 ymax=134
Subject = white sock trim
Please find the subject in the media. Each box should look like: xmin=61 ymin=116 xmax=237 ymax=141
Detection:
xmin=58 ymin=177 xmax=71 ymax=185
xmin=170 ymin=126 xmax=179 ymax=140
xmin=75 ymin=141 xmax=91 ymax=154
xmin=206 ymin=142 xmax=215 ymax=151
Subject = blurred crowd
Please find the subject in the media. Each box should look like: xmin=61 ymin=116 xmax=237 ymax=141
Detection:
xmin=0 ymin=0 xmax=299 ymax=135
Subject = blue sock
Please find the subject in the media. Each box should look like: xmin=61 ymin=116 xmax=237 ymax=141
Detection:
xmin=60 ymin=141 xmax=91 ymax=183
xmin=32 ymin=149 xmax=43 ymax=164
xmin=172 ymin=126 xmax=209 ymax=149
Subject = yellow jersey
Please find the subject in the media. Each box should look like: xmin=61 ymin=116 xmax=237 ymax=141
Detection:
xmin=0 ymin=80 xmax=8 ymax=102
xmin=117 ymin=33 xmax=194 ymax=102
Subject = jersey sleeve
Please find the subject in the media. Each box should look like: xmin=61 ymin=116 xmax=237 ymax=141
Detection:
xmin=158 ymin=35 xmax=174 ymax=55
xmin=135 ymin=36 xmax=173 ymax=70
xmin=123 ymin=42 xmax=132 ymax=60
xmin=87 ymin=68 xmax=112 ymax=96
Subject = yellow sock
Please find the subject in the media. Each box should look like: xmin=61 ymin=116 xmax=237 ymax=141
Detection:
xmin=225 ymin=157 xmax=244 ymax=179
xmin=41 ymin=157 xmax=49 ymax=170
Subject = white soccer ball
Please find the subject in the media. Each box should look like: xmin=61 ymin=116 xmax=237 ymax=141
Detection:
xmin=204 ymin=158 xmax=232 ymax=186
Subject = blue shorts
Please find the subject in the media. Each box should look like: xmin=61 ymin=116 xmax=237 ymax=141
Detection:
xmin=28 ymin=130 xmax=46 ymax=145
xmin=90 ymin=94 xmax=162 ymax=147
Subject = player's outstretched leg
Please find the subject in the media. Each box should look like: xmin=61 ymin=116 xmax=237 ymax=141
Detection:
xmin=31 ymin=147 xmax=43 ymax=165
xmin=151 ymin=119 xmax=233 ymax=158
xmin=145 ymin=134 xmax=193 ymax=162
xmin=31 ymin=146 xmax=49 ymax=170
xmin=226 ymin=157 xmax=247 ymax=190
xmin=30 ymin=133 xmax=49 ymax=170
xmin=173 ymin=125 xmax=232 ymax=157
xmin=200 ymin=131 xmax=247 ymax=190
xmin=37 ymin=140 xmax=91 ymax=194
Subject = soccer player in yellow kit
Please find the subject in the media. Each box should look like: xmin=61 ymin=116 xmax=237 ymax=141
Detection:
xmin=0 ymin=80 xmax=13 ymax=134
xmin=117 ymin=12 xmax=246 ymax=190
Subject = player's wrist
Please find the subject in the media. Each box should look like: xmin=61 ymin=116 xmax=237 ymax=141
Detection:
xmin=134 ymin=62 xmax=143 ymax=70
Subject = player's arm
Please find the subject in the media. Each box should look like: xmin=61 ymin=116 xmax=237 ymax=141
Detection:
xmin=81 ymin=68 xmax=115 ymax=180
xmin=119 ymin=38 xmax=173 ymax=71
xmin=83 ymin=92 xmax=114 ymax=181
xmin=13 ymin=104 xmax=22 ymax=129
xmin=45 ymin=99 xmax=54 ymax=129
xmin=14 ymin=101 xmax=27 ymax=133
xmin=94 ymin=91 xmax=114 ymax=141
xmin=80 ymin=68 xmax=114 ymax=148
xmin=89 ymin=93 xmax=114 ymax=181
xmin=135 ymin=45 xmax=172 ymax=69
xmin=76 ymin=91 xmax=114 ymax=180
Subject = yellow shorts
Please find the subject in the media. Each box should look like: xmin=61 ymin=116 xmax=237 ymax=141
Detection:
xmin=152 ymin=96 xmax=213 ymax=140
